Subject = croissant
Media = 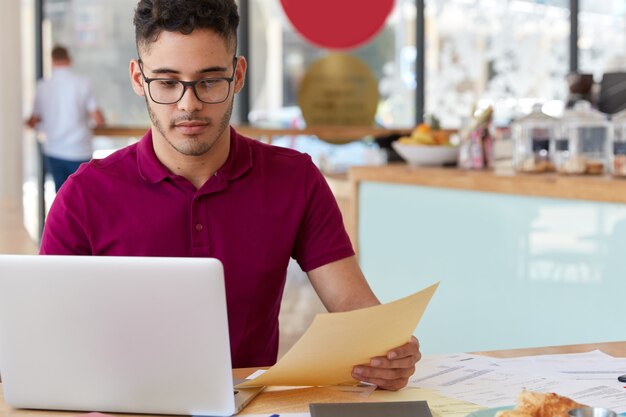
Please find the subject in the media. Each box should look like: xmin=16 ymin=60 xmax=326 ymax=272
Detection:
xmin=496 ymin=390 xmax=586 ymax=417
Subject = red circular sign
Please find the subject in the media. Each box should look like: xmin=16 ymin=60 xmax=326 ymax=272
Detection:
xmin=280 ymin=0 xmax=394 ymax=50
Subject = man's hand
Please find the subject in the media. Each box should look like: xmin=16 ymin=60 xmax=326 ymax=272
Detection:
xmin=351 ymin=336 xmax=421 ymax=391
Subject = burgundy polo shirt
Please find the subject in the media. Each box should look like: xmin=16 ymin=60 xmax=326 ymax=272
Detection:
xmin=40 ymin=127 xmax=355 ymax=367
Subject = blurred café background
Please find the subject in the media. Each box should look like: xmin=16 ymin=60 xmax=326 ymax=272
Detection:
xmin=1 ymin=0 xmax=625 ymax=356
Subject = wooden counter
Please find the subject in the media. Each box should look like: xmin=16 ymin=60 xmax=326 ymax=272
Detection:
xmin=473 ymin=340 xmax=626 ymax=359
xmin=349 ymin=164 xmax=626 ymax=205
xmin=1 ymin=341 xmax=624 ymax=417
xmin=242 ymin=341 xmax=626 ymax=415
xmin=346 ymin=164 xmax=626 ymax=252
xmin=93 ymin=125 xmax=413 ymax=144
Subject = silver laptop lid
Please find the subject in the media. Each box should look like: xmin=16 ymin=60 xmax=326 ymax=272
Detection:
xmin=0 ymin=255 xmax=236 ymax=416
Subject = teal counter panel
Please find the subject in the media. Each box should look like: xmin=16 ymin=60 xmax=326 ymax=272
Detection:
xmin=358 ymin=182 xmax=626 ymax=355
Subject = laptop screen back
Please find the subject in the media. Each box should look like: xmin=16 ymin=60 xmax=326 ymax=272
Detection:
xmin=0 ymin=255 xmax=236 ymax=416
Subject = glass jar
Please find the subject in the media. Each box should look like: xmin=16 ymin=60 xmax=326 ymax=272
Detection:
xmin=610 ymin=109 xmax=626 ymax=177
xmin=512 ymin=104 xmax=556 ymax=173
xmin=553 ymin=101 xmax=611 ymax=175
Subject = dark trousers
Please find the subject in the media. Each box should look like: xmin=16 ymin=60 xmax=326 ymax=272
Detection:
xmin=44 ymin=155 xmax=90 ymax=192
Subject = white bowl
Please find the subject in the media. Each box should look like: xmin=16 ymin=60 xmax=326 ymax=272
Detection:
xmin=391 ymin=142 xmax=459 ymax=166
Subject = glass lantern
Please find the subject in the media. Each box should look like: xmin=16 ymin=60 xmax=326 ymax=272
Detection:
xmin=512 ymin=104 xmax=557 ymax=173
xmin=553 ymin=101 xmax=611 ymax=175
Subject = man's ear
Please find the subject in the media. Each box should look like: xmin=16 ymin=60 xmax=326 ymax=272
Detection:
xmin=129 ymin=59 xmax=146 ymax=97
xmin=233 ymin=56 xmax=247 ymax=94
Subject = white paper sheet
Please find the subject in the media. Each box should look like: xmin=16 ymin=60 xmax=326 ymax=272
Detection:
xmin=408 ymin=352 xmax=626 ymax=413
xmin=496 ymin=350 xmax=626 ymax=385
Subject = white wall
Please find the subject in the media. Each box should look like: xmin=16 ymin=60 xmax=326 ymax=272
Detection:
xmin=0 ymin=0 xmax=23 ymax=200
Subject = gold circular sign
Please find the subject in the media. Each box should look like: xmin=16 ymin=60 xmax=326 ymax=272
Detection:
xmin=297 ymin=53 xmax=379 ymax=143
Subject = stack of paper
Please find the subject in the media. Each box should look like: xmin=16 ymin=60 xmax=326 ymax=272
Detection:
xmin=408 ymin=351 xmax=626 ymax=413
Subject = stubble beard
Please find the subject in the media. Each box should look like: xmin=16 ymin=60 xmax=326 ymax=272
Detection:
xmin=146 ymin=97 xmax=233 ymax=157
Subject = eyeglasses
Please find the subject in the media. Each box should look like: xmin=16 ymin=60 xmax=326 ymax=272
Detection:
xmin=138 ymin=57 xmax=238 ymax=105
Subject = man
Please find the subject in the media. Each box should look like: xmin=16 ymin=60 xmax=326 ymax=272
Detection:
xmin=26 ymin=45 xmax=106 ymax=192
xmin=40 ymin=0 xmax=421 ymax=391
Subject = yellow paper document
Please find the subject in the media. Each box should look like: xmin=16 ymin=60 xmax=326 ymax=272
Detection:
xmin=239 ymin=282 xmax=439 ymax=387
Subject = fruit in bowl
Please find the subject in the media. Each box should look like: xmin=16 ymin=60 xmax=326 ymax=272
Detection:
xmin=392 ymin=124 xmax=459 ymax=166
xmin=397 ymin=123 xmax=452 ymax=146
xmin=399 ymin=123 xmax=437 ymax=145
xmin=392 ymin=142 xmax=459 ymax=166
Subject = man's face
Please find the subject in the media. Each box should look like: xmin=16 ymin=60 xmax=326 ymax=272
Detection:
xmin=129 ymin=29 xmax=246 ymax=157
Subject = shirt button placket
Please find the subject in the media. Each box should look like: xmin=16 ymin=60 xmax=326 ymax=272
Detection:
xmin=191 ymin=196 xmax=210 ymax=256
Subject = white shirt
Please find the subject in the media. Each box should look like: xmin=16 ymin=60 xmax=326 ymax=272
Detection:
xmin=32 ymin=67 xmax=98 ymax=160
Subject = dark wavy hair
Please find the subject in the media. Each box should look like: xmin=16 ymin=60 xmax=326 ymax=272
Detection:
xmin=133 ymin=0 xmax=240 ymax=53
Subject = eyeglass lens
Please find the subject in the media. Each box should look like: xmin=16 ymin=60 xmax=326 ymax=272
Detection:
xmin=149 ymin=79 xmax=231 ymax=104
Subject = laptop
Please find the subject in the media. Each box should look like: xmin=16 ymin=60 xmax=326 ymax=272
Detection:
xmin=0 ymin=255 xmax=263 ymax=416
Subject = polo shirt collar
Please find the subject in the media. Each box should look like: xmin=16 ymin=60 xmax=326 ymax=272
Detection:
xmin=137 ymin=130 xmax=170 ymax=183
xmin=215 ymin=126 xmax=253 ymax=182
xmin=136 ymin=127 xmax=253 ymax=185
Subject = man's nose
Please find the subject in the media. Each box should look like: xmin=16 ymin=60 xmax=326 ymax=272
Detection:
xmin=177 ymin=85 xmax=203 ymax=112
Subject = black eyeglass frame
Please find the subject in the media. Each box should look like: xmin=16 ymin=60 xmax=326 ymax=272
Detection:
xmin=137 ymin=56 xmax=239 ymax=105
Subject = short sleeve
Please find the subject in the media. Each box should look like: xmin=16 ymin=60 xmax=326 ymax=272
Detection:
xmin=40 ymin=176 xmax=93 ymax=255
xmin=291 ymin=159 xmax=355 ymax=272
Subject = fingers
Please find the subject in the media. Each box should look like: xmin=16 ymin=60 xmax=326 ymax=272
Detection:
xmin=386 ymin=336 xmax=420 ymax=361
xmin=353 ymin=364 xmax=415 ymax=381
xmin=351 ymin=337 xmax=422 ymax=391
xmin=370 ymin=355 xmax=416 ymax=369
xmin=375 ymin=337 xmax=421 ymax=368
xmin=351 ymin=364 xmax=413 ymax=391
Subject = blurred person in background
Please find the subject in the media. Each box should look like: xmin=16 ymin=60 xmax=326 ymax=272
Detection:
xmin=26 ymin=45 xmax=106 ymax=192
